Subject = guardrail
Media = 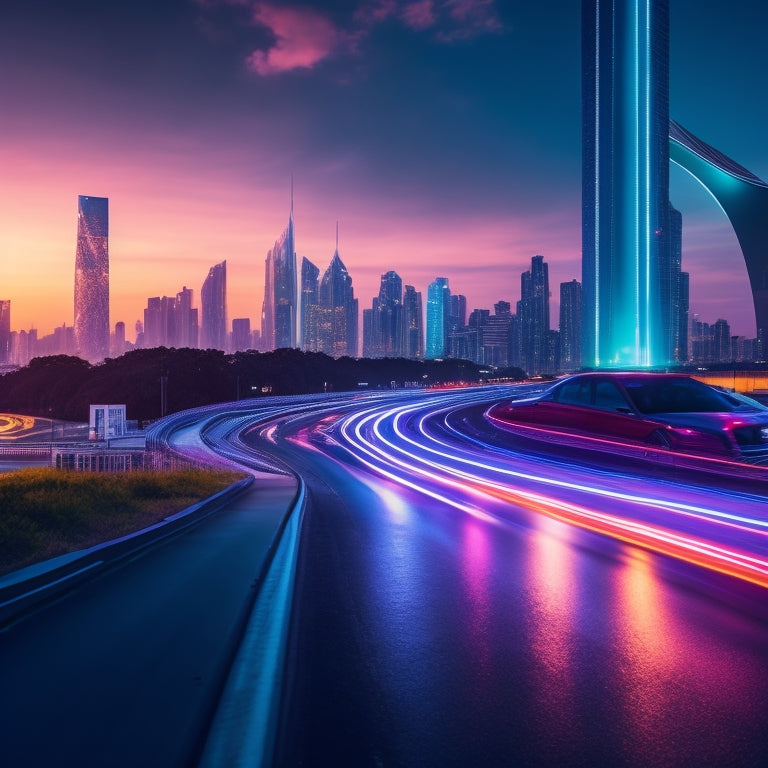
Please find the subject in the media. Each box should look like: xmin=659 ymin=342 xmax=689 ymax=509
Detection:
xmin=0 ymin=477 xmax=254 ymax=627
xmin=0 ymin=445 xmax=51 ymax=456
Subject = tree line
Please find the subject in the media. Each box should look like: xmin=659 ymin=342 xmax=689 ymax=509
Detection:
xmin=0 ymin=348 xmax=525 ymax=423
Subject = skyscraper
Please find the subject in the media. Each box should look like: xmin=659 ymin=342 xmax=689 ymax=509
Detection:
xmin=402 ymin=285 xmax=424 ymax=360
xmin=518 ymin=255 xmax=550 ymax=375
xmin=667 ymin=203 xmax=688 ymax=363
xmin=0 ymin=300 xmax=10 ymax=364
xmin=112 ymin=321 xmax=126 ymax=357
xmin=262 ymin=195 xmax=297 ymax=351
xmin=74 ymin=195 xmax=109 ymax=361
xmin=365 ymin=270 xmax=403 ymax=358
xmin=142 ymin=287 xmax=198 ymax=349
xmin=314 ymin=233 xmax=358 ymax=357
xmin=582 ymin=0 xmax=670 ymax=368
xmin=300 ymin=256 xmax=320 ymax=350
xmin=231 ymin=318 xmax=252 ymax=352
xmin=175 ymin=286 xmax=198 ymax=349
xmin=201 ymin=261 xmax=227 ymax=350
xmin=426 ymin=277 xmax=450 ymax=359
xmin=481 ymin=302 xmax=514 ymax=367
xmin=449 ymin=294 xmax=467 ymax=329
xmin=559 ymin=279 xmax=582 ymax=372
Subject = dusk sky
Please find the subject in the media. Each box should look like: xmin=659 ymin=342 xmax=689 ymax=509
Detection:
xmin=1 ymin=0 xmax=767 ymax=341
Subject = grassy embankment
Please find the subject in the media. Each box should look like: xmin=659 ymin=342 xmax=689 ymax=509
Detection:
xmin=0 ymin=467 xmax=246 ymax=577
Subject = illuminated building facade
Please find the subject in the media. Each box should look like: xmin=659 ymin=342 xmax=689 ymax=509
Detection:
xmin=200 ymin=261 xmax=227 ymax=350
xmin=402 ymin=285 xmax=424 ymax=360
xmin=311 ymin=237 xmax=358 ymax=358
xmin=74 ymin=195 xmax=109 ymax=361
xmin=582 ymin=0 xmax=670 ymax=368
xmin=262 ymin=203 xmax=297 ymax=351
xmin=518 ymin=255 xmax=550 ymax=375
xmin=426 ymin=277 xmax=450 ymax=359
xmin=669 ymin=120 xmax=768 ymax=357
xmin=559 ymin=280 xmax=582 ymax=372
xmin=364 ymin=271 xmax=404 ymax=358
xmin=300 ymin=257 xmax=319 ymax=350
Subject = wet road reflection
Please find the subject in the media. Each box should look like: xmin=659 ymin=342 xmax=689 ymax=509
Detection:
xmin=249 ymin=386 xmax=768 ymax=767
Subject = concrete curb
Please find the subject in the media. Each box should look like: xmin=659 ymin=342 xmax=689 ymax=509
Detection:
xmin=0 ymin=476 xmax=254 ymax=627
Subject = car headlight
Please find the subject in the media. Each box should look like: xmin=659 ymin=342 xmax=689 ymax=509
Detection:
xmin=761 ymin=427 xmax=768 ymax=442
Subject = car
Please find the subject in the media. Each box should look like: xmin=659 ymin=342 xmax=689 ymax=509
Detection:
xmin=489 ymin=372 xmax=768 ymax=464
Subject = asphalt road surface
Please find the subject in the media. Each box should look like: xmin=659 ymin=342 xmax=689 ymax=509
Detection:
xmin=0 ymin=472 xmax=296 ymax=768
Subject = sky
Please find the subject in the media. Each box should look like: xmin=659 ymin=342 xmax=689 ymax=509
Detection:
xmin=1 ymin=0 xmax=767 ymax=342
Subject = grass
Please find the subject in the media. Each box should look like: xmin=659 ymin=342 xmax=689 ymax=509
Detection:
xmin=0 ymin=467 xmax=247 ymax=577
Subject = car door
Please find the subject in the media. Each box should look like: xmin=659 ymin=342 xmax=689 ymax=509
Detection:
xmin=583 ymin=379 xmax=650 ymax=442
xmin=531 ymin=377 xmax=591 ymax=432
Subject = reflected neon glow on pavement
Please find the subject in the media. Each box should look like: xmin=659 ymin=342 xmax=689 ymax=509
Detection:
xmin=326 ymin=391 xmax=768 ymax=589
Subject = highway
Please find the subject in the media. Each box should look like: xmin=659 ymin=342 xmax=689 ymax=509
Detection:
xmin=242 ymin=385 xmax=768 ymax=767
xmin=2 ymin=386 xmax=768 ymax=767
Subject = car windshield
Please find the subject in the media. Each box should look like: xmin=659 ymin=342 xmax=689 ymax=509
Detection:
xmin=623 ymin=378 xmax=748 ymax=414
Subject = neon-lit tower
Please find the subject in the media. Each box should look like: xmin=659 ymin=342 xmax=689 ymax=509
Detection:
xmin=425 ymin=277 xmax=450 ymax=359
xmin=582 ymin=0 xmax=670 ymax=368
xmin=74 ymin=195 xmax=109 ymax=361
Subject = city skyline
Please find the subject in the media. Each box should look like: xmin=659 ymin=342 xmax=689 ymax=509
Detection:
xmin=1 ymin=1 xmax=767 ymax=338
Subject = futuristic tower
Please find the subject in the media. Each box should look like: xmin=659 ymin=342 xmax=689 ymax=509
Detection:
xmin=669 ymin=120 xmax=768 ymax=356
xmin=74 ymin=195 xmax=109 ymax=362
xmin=262 ymin=188 xmax=298 ymax=351
xmin=582 ymin=0 xmax=670 ymax=368
xmin=318 ymin=231 xmax=358 ymax=358
xmin=425 ymin=277 xmax=450 ymax=359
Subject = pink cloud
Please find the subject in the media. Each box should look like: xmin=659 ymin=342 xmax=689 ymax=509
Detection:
xmin=354 ymin=0 xmax=399 ymax=26
xmin=247 ymin=4 xmax=345 ymax=75
xmin=441 ymin=0 xmax=502 ymax=39
xmin=401 ymin=0 xmax=436 ymax=31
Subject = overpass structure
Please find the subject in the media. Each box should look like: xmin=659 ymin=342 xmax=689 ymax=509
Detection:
xmin=669 ymin=120 xmax=768 ymax=354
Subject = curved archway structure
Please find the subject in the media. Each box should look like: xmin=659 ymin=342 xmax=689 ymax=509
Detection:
xmin=669 ymin=120 xmax=768 ymax=353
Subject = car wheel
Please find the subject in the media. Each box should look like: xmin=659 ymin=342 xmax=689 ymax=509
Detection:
xmin=646 ymin=429 xmax=671 ymax=449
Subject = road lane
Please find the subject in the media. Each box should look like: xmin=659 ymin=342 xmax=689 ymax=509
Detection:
xmin=253 ymin=390 xmax=768 ymax=767
xmin=0 ymin=473 xmax=296 ymax=768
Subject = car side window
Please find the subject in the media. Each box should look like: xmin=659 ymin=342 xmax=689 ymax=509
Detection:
xmin=593 ymin=380 xmax=630 ymax=412
xmin=556 ymin=379 xmax=591 ymax=406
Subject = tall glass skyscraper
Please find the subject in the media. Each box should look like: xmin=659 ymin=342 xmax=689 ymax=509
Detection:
xmin=425 ymin=277 xmax=450 ymax=359
xmin=582 ymin=0 xmax=670 ymax=368
xmin=317 ymin=246 xmax=358 ymax=358
xmin=262 ymin=200 xmax=297 ymax=351
xmin=201 ymin=260 xmax=227 ymax=350
xmin=559 ymin=279 xmax=582 ymax=372
xmin=365 ymin=270 xmax=403 ymax=358
xmin=300 ymin=256 xmax=320 ymax=350
xmin=402 ymin=285 xmax=424 ymax=360
xmin=74 ymin=195 xmax=109 ymax=361
xmin=517 ymin=255 xmax=550 ymax=375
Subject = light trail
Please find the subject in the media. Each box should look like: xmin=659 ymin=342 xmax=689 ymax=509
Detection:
xmin=319 ymin=388 xmax=768 ymax=589
xmin=163 ymin=386 xmax=768 ymax=589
